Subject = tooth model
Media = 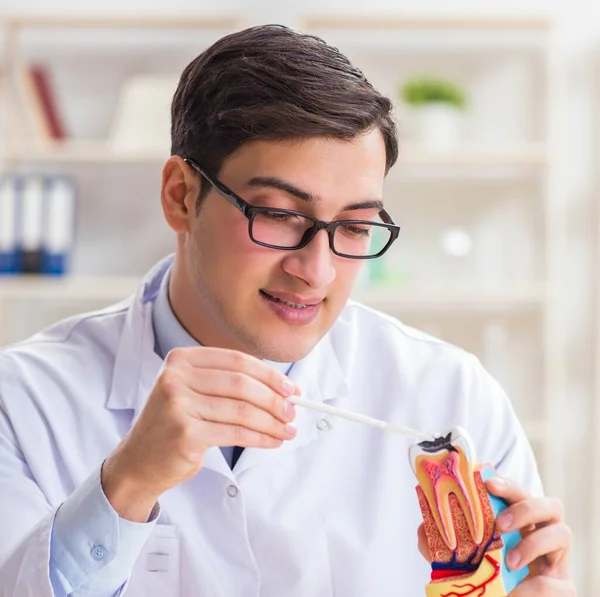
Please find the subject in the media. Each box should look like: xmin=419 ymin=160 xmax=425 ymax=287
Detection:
xmin=409 ymin=427 xmax=528 ymax=597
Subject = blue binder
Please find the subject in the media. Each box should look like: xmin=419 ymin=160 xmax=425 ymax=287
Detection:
xmin=41 ymin=175 xmax=77 ymax=276
xmin=18 ymin=174 xmax=45 ymax=274
xmin=0 ymin=174 xmax=19 ymax=275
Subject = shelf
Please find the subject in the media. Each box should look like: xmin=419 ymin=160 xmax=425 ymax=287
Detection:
xmin=303 ymin=15 xmax=554 ymax=31
xmin=0 ymin=275 xmax=140 ymax=301
xmin=397 ymin=145 xmax=550 ymax=167
xmin=302 ymin=14 xmax=554 ymax=52
xmin=4 ymin=141 xmax=169 ymax=164
xmin=0 ymin=14 xmax=241 ymax=57
xmin=385 ymin=145 xmax=551 ymax=182
xmin=2 ymin=15 xmax=239 ymax=30
xmin=352 ymin=285 xmax=546 ymax=315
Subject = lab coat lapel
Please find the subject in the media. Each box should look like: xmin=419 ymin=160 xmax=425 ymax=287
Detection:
xmin=105 ymin=258 xmax=167 ymax=417
xmin=233 ymin=331 xmax=349 ymax=476
xmin=105 ymin=257 xmax=236 ymax=481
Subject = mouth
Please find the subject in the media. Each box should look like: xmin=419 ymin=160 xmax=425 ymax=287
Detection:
xmin=259 ymin=289 xmax=322 ymax=310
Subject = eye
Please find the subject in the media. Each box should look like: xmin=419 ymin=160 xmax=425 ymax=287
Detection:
xmin=260 ymin=210 xmax=296 ymax=222
xmin=340 ymin=224 xmax=371 ymax=237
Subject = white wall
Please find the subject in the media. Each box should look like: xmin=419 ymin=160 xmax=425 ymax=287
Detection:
xmin=2 ymin=0 xmax=598 ymax=594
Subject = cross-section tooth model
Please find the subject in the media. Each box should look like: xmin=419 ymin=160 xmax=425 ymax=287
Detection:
xmin=409 ymin=427 xmax=529 ymax=597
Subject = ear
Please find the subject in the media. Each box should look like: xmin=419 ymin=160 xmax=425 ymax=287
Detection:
xmin=161 ymin=156 xmax=199 ymax=233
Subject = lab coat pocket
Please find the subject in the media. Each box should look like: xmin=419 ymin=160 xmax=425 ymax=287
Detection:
xmin=124 ymin=523 xmax=180 ymax=596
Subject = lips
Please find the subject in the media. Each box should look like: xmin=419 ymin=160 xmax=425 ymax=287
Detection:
xmin=260 ymin=289 xmax=323 ymax=309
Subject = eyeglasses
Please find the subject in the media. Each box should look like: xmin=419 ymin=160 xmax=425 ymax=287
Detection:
xmin=183 ymin=157 xmax=400 ymax=259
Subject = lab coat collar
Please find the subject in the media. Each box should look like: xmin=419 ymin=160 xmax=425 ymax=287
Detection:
xmin=106 ymin=256 xmax=171 ymax=414
xmin=106 ymin=255 xmax=350 ymax=479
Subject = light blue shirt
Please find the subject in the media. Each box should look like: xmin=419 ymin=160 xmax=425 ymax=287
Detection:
xmin=48 ymin=267 xmax=294 ymax=596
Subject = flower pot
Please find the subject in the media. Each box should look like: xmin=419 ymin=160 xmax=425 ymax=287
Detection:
xmin=412 ymin=104 xmax=463 ymax=152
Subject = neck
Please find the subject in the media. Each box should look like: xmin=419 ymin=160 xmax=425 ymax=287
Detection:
xmin=168 ymin=253 xmax=247 ymax=353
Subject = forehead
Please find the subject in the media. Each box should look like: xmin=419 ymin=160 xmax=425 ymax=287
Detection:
xmin=219 ymin=131 xmax=387 ymax=200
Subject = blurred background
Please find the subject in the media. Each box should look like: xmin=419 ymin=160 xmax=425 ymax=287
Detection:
xmin=0 ymin=0 xmax=597 ymax=594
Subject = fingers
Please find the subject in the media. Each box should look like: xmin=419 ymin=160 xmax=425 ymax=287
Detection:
xmin=165 ymin=347 xmax=301 ymax=396
xmin=497 ymin=496 xmax=563 ymax=534
xmin=198 ymin=420 xmax=288 ymax=449
xmin=195 ymin=395 xmax=297 ymax=442
xmin=485 ymin=476 xmax=529 ymax=505
xmin=159 ymin=347 xmax=304 ymax=450
xmin=183 ymin=367 xmax=297 ymax=424
xmin=506 ymin=523 xmax=572 ymax=575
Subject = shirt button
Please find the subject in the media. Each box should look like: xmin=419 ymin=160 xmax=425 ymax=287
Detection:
xmin=91 ymin=545 xmax=107 ymax=561
xmin=316 ymin=419 xmax=329 ymax=431
xmin=227 ymin=485 xmax=238 ymax=497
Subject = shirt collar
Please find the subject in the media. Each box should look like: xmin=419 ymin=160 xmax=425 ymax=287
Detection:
xmin=152 ymin=267 xmax=293 ymax=376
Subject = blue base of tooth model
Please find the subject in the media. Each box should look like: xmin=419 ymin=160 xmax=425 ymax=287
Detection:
xmin=481 ymin=466 xmax=529 ymax=593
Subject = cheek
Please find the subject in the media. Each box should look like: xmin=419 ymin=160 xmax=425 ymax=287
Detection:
xmin=336 ymin=260 xmax=364 ymax=290
xmin=197 ymin=214 xmax=252 ymax=260
xmin=202 ymin=216 xmax=281 ymax=281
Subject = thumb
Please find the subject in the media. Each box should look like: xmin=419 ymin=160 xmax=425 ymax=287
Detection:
xmin=417 ymin=523 xmax=432 ymax=563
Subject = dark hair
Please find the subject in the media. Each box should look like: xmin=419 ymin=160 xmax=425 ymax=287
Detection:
xmin=171 ymin=24 xmax=398 ymax=207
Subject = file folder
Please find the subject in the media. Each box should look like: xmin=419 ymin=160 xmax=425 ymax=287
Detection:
xmin=19 ymin=174 xmax=45 ymax=274
xmin=0 ymin=174 xmax=19 ymax=274
xmin=42 ymin=175 xmax=76 ymax=275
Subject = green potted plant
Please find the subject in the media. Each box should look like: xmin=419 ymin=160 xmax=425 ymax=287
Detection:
xmin=400 ymin=77 xmax=467 ymax=152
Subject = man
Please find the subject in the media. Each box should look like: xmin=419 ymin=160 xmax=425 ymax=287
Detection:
xmin=0 ymin=24 xmax=573 ymax=597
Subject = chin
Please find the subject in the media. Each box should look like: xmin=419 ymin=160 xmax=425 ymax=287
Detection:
xmin=242 ymin=330 xmax=320 ymax=363
xmin=257 ymin=340 xmax=315 ymax=363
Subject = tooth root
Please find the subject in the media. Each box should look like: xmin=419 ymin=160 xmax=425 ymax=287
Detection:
xmin=411 ymin=429 xmax=486 ymax=551
xmin=451 ymin=431 xmax=485 ymax=545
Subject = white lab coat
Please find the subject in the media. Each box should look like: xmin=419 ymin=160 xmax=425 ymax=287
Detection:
xmin=0 ymin=257 xmax=541 ymax=597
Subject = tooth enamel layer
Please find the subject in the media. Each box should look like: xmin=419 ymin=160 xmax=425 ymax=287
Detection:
xmin=411 ymin=439 xmax=485 ymax=551
xmin=271 ymin=296 xmax=307 ymax=309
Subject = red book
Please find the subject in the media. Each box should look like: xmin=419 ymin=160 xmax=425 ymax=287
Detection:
xmin=29 ymin=65 xmax=67 ymax=140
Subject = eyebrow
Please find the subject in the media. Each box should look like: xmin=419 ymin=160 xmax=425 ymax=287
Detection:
xmin=246 ymin=176 xmax=384 ymax=212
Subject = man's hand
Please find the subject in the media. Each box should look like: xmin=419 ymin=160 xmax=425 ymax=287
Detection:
xmin=417 ymin=476 xmax=575 ymax=596
xmin=487 ymin=476 xmax=575 ymax=596
xmin=101 ymin=347 xmax=299 ymax=522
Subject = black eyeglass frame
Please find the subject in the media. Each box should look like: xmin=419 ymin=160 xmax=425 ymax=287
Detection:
xmin=183 ymin=157 xmax=401 ymax=260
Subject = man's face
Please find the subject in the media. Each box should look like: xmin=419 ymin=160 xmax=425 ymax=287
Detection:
xmin=179 ymin=130 xmax=388 ymax=362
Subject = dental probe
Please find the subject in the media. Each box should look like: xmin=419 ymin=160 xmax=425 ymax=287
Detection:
xmin=287 ymin=395 xmax=435 ymax=442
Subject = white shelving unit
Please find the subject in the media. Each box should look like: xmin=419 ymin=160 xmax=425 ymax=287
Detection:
xmin=0 ymin=13 xmax=242 ymax=342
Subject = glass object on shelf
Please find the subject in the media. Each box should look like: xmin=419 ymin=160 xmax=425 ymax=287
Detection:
xmin=439 ymin=227 xmax=474 ymax=286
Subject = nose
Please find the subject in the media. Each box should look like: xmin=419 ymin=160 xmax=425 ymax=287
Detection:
xmin=281 ymin=228 xmax=336 ymax=288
